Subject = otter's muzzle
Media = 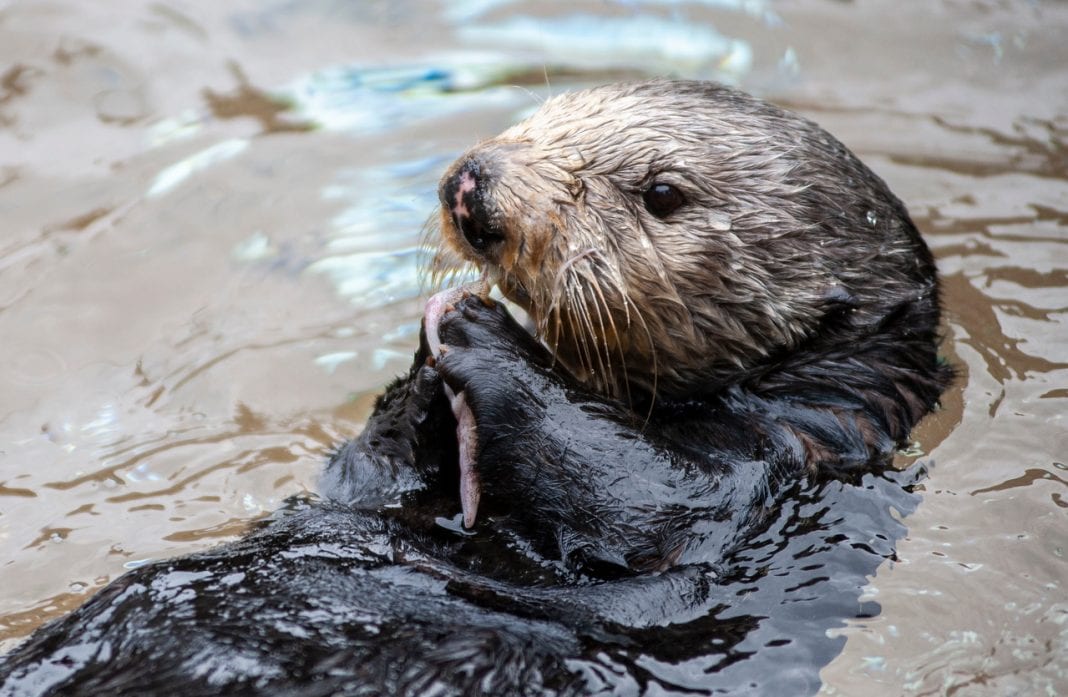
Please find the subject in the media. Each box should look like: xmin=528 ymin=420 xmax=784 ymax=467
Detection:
xmin=439 ymin=158 xmax=505 ymax=257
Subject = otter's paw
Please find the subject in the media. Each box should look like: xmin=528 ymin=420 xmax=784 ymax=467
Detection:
xmin=435 ymin=301 xmax=561 ymax=423
xmin=436 ymin=296 xmax=550 ymax=361
xmin=430 ymin=296 xmax=575 ymax=529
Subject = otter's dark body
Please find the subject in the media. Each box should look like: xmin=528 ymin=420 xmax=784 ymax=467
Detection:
xmin=0 ymin=298 xmax=944 ymax=696
xmin=0 ymin=81 xmax=951 ymax=696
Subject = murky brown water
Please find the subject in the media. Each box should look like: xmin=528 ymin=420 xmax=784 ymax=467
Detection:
xmin=1 ymin=0 xmax=1065 ymax=694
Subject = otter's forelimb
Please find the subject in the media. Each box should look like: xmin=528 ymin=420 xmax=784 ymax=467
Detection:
xmin=433 ymin=296 xmax=792 ymax=573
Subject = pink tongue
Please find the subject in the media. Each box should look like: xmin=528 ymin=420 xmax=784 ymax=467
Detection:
xmin=425 ymin=283 xmax=485 ymax=529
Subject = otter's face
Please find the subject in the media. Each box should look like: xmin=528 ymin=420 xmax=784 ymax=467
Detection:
xmin=432 ymin=80 xmax=936 ymax=401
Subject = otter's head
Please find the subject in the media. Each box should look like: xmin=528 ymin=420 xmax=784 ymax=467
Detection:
xmin=431 ymin=80 xmax=940 ymax=402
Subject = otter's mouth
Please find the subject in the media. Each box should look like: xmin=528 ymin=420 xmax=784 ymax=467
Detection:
xmin=424 ymin=275 xmax=493 ymax=529
xmin=453 ymin=206 xmax=505 ymax=256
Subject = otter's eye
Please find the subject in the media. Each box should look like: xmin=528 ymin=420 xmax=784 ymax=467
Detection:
xmin=642 ymin=183 xmax=685 ymax=218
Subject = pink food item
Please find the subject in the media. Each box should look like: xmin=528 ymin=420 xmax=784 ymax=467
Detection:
xmin=424 ymin=280 xmax=489 ymax=528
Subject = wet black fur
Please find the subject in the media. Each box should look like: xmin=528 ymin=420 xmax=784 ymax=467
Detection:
xmin=1 ymin=290 xmax=949 ymax=695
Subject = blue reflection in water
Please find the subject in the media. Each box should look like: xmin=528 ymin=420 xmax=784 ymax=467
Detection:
xmin=458 ymin=15 xmax=752 ymax=77
xmin=280 ymin=64 xmax=528 ymax=307
xmin=283 ymin=63 xmax=526 ymax=134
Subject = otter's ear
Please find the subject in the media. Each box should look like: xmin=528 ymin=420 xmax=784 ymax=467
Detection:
xmin=818 ymin=283 xmax=859 ymax=329
xmin=821 ymin=283 xmax=858 ymax=309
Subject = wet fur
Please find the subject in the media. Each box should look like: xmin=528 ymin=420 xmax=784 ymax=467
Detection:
xmin=1 ymin=80 xmax=951 ymax=695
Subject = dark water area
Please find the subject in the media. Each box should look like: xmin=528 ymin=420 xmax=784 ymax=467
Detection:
xmin=1 ymin=1 xmax=1066 ymax=694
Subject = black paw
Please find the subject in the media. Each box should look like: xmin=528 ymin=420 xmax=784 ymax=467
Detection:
xmin=434 ymin=297 xmax=560 ymax=427
xmin=437 ymin=296 xmax=549 ymax=359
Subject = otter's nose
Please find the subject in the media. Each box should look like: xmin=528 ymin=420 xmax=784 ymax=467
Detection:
xmin=440 ymin=158 xmax=504 ymax=255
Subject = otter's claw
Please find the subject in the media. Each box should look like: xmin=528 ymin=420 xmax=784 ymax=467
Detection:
xmin=425 ymin=281 xmax=489 ymax=528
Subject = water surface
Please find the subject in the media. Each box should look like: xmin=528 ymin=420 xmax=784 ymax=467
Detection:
xmin=1 ymin=1 xmax=1065 ymax=694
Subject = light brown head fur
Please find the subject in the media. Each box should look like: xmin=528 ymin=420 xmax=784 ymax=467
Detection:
xmin=430 ymin=80 xmax=937 ymax=402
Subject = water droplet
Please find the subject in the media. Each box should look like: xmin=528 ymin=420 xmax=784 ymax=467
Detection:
xmin=708 ymin=210 xmax=732 ymax=231
xmin=866 ymin=210 xmax=878 ymax=226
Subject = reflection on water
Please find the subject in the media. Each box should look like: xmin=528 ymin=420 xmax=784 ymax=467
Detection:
xmin=0 ymin=0 xmax=1066 ymax=694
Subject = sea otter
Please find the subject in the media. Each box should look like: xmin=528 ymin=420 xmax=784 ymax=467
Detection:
xmin=400 ymin=79 xmax=951 ymax=538
xmin=0 ymin=80 xmax=951 ymax=696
